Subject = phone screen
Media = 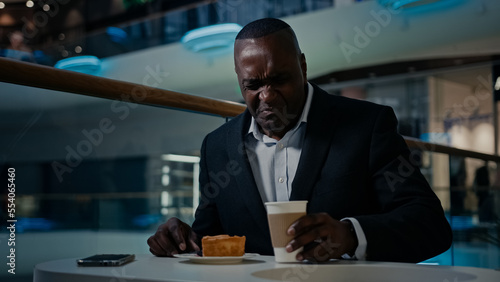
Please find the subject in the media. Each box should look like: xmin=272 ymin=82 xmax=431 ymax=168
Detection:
xmin=77 ymin=254 xmax=135 ymax=266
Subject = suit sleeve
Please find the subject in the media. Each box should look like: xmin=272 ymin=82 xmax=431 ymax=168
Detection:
xmin=355 ymin=106 xmax=452 ymax=262
xmin=191 ymin=135 xmax=225 ymax=238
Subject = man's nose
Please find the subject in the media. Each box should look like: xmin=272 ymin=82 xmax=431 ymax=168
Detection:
xmin=259 ymin=85 xmax=276 ymax=103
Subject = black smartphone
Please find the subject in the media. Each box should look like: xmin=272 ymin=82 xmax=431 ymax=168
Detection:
xmin=77 ymin=254 xmax=135 ymax=266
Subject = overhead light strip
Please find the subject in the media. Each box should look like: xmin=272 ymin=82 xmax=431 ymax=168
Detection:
xmin=162 ymin=154 xmax=200 ymax=163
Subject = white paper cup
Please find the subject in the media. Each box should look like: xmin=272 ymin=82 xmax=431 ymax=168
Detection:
xmin=265 ymin=201 xmax=308 ymax=263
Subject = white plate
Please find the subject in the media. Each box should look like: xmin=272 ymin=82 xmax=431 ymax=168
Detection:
xmin=174 ymin=253 xmax=260 ymax=264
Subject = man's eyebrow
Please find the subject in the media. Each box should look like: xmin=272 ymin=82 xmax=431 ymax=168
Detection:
xmin=243 ymin=73 xmax=284 ymax=82
xmin=241 ymin=78 xmax=260 ymax=84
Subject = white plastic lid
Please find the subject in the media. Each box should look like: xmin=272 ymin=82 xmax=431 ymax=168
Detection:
xmin=265 ymin=201 xmax=308 ymax=214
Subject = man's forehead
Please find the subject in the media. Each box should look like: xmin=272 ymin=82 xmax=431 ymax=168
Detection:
xmin=234 ymin=36 xmax=266 ymax=52
xmin=235 ymin=29 xmax=292 ymax=47
xmin=234 ymin=38 xmax=265 ymax=56
xmin=235 ymin=31 xmax=299 ymax=57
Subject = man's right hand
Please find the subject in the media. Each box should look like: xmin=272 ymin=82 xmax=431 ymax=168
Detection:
xmin=147 ymin=217 xmax=200 ymax=257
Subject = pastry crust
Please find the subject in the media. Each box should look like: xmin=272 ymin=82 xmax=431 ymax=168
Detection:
xmin=202 ymin=235 xmax=246 ymax=257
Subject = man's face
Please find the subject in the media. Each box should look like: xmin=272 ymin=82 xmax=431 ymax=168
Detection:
xmin=234 ymin=30 xmax=307 ymax=139
xmin=9 ymin=32 xmax=24 ymax=48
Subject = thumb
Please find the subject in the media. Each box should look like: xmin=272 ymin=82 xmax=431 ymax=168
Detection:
xmin=188 ymin=239 xmax=200 ymax=252
xmin=188 ymin=232 xmax=200 ymax=251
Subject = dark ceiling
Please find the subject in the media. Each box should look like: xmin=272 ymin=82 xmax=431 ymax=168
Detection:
xmin=0 ymin=0 xmax=207 ymax=48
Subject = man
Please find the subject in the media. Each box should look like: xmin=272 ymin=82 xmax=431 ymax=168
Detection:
xmin=148 ymin=18 xmax=452 ymax=262
xmin=4 ymin=31 xmax=35 ymax=62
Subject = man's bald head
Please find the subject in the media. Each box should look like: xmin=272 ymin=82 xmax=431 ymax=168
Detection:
xmin=235 ymin=18 xmax=301 ymax=54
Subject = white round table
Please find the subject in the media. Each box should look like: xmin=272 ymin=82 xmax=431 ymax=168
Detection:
xmin=34 ymin=254 xmax=500 ymax=282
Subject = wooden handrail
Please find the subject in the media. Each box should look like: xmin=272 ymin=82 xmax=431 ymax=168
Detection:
xmin=2 ymin=57 xmax=500 ymax=162
xmin=404 ymin=137 xmax=500 ymax=162
xmin=0 ymin=57 xmax=246 ymax=117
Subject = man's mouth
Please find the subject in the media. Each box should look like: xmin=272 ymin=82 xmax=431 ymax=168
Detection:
xmin=259 ymin=106 xmax=274 ymax=114
xmin=258 ymin=108 xmax=275 ymax=119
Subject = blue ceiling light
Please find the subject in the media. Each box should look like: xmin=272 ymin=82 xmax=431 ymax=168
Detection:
xmin=379 ymin=0 xmax=458 ymax=10
xmin=378 ymin=0 xmax=465 ymax=13
xmin=106 ymin=27 xmax=128 ymax=43
xmin=379 ymin=0 xmax=440 ymax=10
xmin=181 ymin=23 xmax=242 ymax=56
xmin=54 ymin=55 xmax=101 ymax=75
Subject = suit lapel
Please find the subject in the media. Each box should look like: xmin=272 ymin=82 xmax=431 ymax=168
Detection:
xmin=226 ymin=111 xmax=270 ymax=233
xmin=290 ymin=86 xmax=340 ymax=201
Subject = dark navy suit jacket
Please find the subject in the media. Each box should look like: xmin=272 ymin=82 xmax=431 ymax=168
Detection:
xmin=192 ymin=84 xmax=452 ymax=263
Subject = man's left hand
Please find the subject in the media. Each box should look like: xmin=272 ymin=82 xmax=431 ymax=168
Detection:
xmin=285 ymin=213 xmax=358 ymax=262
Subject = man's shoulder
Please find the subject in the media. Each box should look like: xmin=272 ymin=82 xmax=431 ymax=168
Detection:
xmin=205 ymin=110 xmax=249 ymax=140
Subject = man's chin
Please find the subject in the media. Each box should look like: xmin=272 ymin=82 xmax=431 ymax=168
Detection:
xmin=258 ymin=121 xmax=286 ymax=134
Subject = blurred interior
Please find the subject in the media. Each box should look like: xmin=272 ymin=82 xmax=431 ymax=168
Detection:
xmin=1 ymin=0 xmax=499 ymax=280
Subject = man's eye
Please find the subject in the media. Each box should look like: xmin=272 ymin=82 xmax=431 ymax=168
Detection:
xmin=244 ymin=84 xmax=260 ymax=91
xmin=273 ymin=76 xmax=289 ymax=84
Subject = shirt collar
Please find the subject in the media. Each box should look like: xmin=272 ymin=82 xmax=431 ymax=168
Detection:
xmin=247 ymin=82 xmax=314 ymax=141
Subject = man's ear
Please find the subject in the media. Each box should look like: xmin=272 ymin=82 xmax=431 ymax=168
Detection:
xmin=300 ymin=53 xmax=307 ymax=80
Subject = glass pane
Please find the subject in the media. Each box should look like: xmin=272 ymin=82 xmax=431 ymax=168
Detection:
xmin=419 ymin=152 xmax=500 ymax=268
xmin=420 ymin=151 xmax=453 ymax=266
xmin=449 ymin=157 xmax=500 ymax=268
xmin=0 ymin=82 xmax=226 ymax=280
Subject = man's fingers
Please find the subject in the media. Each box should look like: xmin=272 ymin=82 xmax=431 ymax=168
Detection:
xmin=149 ymin=232 xmax=177 ymax=256
xmin=288 ymin=213 xmax=329 ymax=236
xmin=187 ymin=230 xmax=200 ymax=252
xmin=159 ymin=227 xmax=184 ymax=255
xmin=168 ymin=222 xmax=187 ymax=251
xmin=147 ymin=235 xmax=171 ymax=256
xmin=287 ymin=224 xmax=331 ymax=252
xmin=188 ymin=238 xmax=201 ymax=252
xmin=149 ymin=247 xmax=166 ymax=257
xmin=148 ymin=217 xmax=198 ymax=257
xmin=299 ymin=239 xmax=340 ymax=262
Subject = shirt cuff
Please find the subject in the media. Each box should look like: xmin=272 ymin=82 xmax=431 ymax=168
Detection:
xmin=341 ymin=217 xmax=367 ymax=260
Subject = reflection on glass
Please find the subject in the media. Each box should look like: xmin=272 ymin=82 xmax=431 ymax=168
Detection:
xmin=0 ymin=82 xmax=223 ymax=233
xmin=443 ymin=157 xmax=500 ymax=268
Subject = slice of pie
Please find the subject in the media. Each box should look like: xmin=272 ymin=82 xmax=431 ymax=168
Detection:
xmin=201 ymin=235 xmax=246 ymax=257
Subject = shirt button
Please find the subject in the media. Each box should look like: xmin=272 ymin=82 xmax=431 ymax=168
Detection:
xmin=278 ymin=177 xmax=284 ymax=183
xmin=278 ymin=143 xmax=284 ymax=149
